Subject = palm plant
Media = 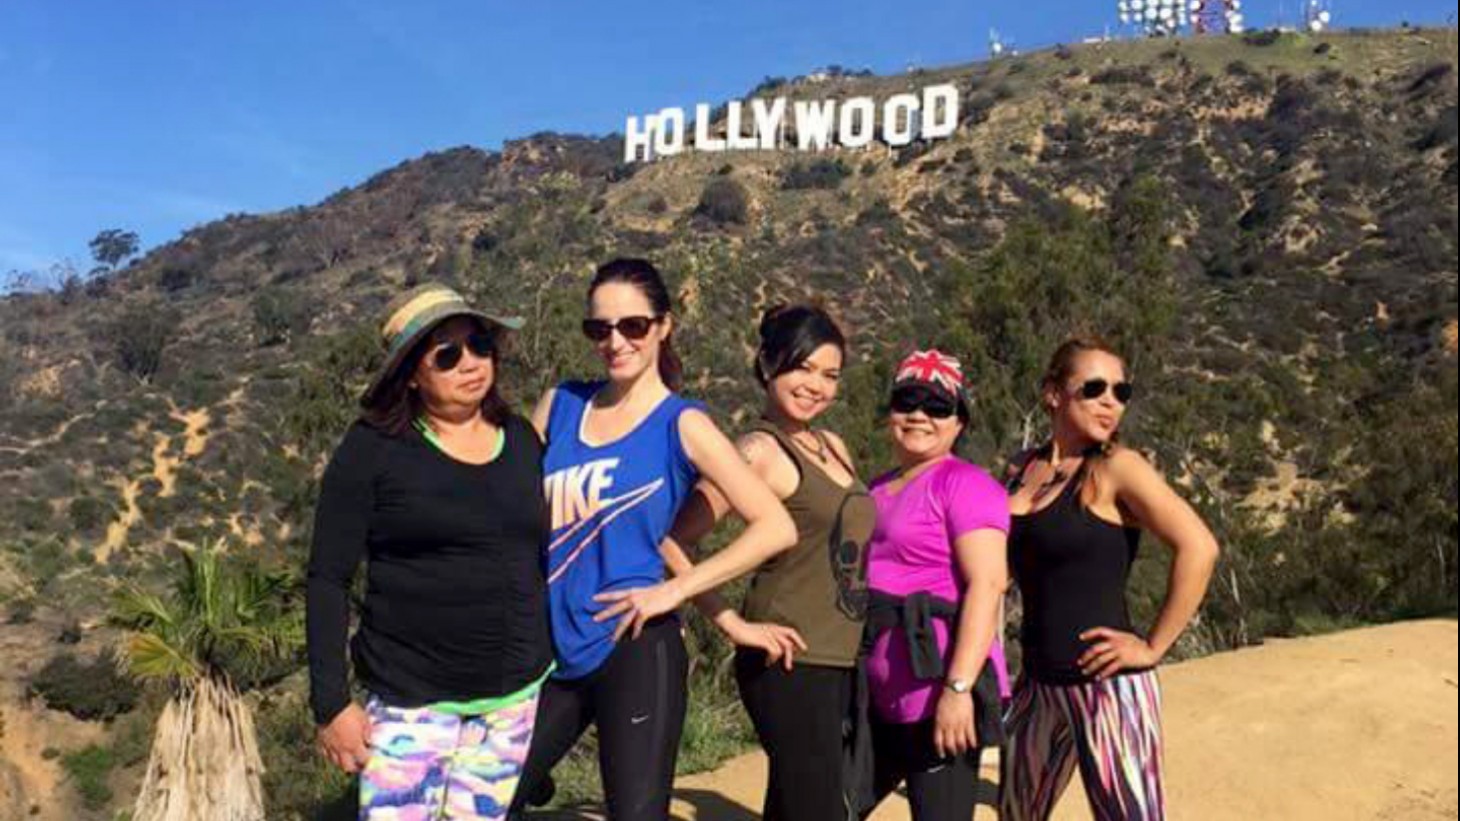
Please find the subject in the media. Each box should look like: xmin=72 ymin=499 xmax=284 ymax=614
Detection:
xmin=113 ymin=541 xmax=302 ymax=821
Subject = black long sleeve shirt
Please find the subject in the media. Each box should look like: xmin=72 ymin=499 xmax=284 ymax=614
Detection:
xmin=305 ymin=416 xmax=554 ymax=726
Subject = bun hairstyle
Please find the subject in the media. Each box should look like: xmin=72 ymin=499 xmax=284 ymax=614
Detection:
xmin=754 ymin=303 xmax=848 ymax=388
xmin=588 ymin=258 xmax=684 ymax=391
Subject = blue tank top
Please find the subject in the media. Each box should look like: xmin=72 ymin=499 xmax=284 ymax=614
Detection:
xmin=541 ymin=381 xmax=703 ymax=680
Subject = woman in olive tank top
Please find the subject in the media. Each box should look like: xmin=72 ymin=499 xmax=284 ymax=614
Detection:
xmin=662 ymin=305 xmax=875 ymax=821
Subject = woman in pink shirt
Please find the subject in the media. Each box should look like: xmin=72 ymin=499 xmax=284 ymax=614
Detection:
xmin=861 ymin=349 xmax=1011 ymax=821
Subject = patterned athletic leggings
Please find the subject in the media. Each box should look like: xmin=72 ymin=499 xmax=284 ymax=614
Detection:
xmin=359 ymin=694 xmax=539 ymax=820
xmin=1000 ymin=671 xmax=1165 ymax=821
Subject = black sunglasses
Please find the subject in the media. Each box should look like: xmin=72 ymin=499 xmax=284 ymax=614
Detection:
xmin=581 ymin=315 xmax=661 ymax=342
xmin=890 ymin=386 xmax=959 ymax=419
xmin=1077 ymin=379 xmax=1135 ymax=405
xmin=429 ymin=332 xmax=496 ymax=372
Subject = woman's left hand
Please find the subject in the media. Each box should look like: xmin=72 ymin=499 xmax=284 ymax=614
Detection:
xmin=594 ymin=581 xmax=688 ymax=642
xmin=933 ymin=690 xmax=978 ymax=760
xmin=1077 ymin=628 xmax=1161 ymax=681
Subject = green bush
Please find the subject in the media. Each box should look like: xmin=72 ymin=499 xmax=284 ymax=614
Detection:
xmin=156 ymin=267 xmax=197 ymax=294
xmin=781 ymin=158 xmax=852 ymax=191
xmin=69 ymin=496 xmax=112 ymax=536
xmin=106 ymin=300 xmax=180 ymax=381
xmin=29 ymin=652 xmax=140 ymax=721
xmin=252 ymin=287 xmax=313 ymax=346
xmin=256 ymin=692 xmax=355 ymax=819
xmin=61 ymin=744 xmax=115 ymax=810
xmin=6 ymin=599 xmax=35 ymax=625
xmin=694 ymin=178 xmax=749 ymax=226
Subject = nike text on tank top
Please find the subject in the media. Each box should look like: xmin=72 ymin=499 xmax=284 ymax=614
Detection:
xmin=541 ymin=381 xmax=703 ymax=680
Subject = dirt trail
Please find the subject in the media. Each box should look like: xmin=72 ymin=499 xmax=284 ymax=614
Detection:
xmin=96 ymin=406 xmax=212 ymax=561
xmin=98 ymin=476 xmax=142 ymax=564
xmin=533 ymin=620 xmax=1459 ymax=821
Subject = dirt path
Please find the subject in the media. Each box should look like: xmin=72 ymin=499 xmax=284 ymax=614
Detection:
xmin=533 ymin=620 xmax=1459 ymax=821
xmin=98 ymin=476 xmax=142 ymax=564
xmin=95 ymin=406 xmax=212 ymax=561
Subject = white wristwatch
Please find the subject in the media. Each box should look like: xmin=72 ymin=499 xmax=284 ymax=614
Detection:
xmin=946 ymin=678 xmax=973 ymax=695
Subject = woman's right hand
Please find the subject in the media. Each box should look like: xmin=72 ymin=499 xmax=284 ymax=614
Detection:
xmin=722 ymin=614 xmax=808 ymax=671
xmin=317 ymin=702 xmax=373 ymax=774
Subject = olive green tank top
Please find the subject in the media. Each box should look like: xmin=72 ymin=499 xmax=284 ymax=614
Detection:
xmin=741 ymin=423 xmax=876 ymax=668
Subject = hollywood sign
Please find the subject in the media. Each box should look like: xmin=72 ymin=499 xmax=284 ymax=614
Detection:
xmin=624 ymin=83 xmax=961 ymax=163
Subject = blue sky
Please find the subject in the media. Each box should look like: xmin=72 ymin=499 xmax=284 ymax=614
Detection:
xmin=1 ymin=1 xmax=1454 ymax=278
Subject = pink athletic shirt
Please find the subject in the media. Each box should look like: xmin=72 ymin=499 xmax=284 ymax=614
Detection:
xmin=865 ymin=456 xmax=1012 ymax=724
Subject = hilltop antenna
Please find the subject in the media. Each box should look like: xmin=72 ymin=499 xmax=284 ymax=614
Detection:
xmin=1304 ymin=0 xmax=1334 ymax=32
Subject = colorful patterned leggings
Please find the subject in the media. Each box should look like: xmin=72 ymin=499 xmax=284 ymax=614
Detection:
xmin=1000 ymin=671 xmax=1165 ymax=821
xmin=359 ymin=693 xmax=539 ymax=820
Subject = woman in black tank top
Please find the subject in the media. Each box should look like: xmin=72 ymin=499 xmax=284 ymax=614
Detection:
xmin=1001 ymin=337 xmax=1220 ymax=821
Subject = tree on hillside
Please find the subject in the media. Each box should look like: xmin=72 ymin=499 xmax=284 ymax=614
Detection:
xmin=107 ymin=301 xmax=181 ymax=382
xmin=940 ymin=179 xmax=1179 ymax=460
xmin=250 ymin=287 xmax=312 ymax=346
xmin=695 ymin=178 xmax=750 ymax=225
xmin=113 ymin=542 xmax=301 ymax=821
xmin=90 ymin=229 xmax=140 ymax=272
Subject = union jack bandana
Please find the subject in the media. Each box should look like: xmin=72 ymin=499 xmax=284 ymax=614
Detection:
xmin=894 ymin=349 xmax=967 ymax=402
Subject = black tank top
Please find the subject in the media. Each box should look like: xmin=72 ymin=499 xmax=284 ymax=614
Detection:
xmin=1008 ymin=458 xmax=1146 ymax=685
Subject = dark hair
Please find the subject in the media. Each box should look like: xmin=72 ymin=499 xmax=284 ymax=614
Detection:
xmin=754 ymin=304 xmax=847 ymax=388
xmin=360 ymin=319 xmax=512 ymax=437
xmin=588 ymin=258 xmax=684 ymax=391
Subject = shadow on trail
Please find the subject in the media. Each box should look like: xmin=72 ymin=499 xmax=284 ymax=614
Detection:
xmin=522 ymin=788 xmax=758 ymax=821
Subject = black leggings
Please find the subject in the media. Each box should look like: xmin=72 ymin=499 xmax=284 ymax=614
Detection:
xmin=511 ymin=618 xmax=688 ymax=820
xmin=735 ymin=649 xmax=856 ymax=821
xmin=868 ymin=719 xmax=984 ymax=821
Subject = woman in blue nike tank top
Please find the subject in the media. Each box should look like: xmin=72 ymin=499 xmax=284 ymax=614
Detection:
xmin=511 ymin=258 xmax=796 ymax=820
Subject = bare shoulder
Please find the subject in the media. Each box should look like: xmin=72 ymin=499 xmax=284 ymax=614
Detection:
xmin=1104 ymin=445 xmax=1168 ymax=491
xmin=676 ymin=407 xmax=732 ymax=458
xmin=530 ymin=388 xmax=559 ymax=437
xmin=736 ymin=430 xmax=781 ymax=463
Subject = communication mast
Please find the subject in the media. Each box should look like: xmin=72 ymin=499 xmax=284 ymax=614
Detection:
xmin=989 ymin=28 xmax=1008 ymax=58
xmin=1305 ymin=0 xmax=1334 ymax=32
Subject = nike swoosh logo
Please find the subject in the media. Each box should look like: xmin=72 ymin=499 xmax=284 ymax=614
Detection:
xmin=547 ymin=479 xmax=665 ymax=585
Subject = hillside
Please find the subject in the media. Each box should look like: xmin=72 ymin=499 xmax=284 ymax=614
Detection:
xmin=0 ymin=28 xmax=1456 ymax=818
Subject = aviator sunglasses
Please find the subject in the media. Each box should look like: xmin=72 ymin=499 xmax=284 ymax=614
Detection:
xmin=889 ymin=386 xmax=959 ymax=419
xmin=1076 ymin=378 xmax=1135 ymax=405
xmin=428 ymin=332 xmax=496 ymax=372
xmin=581 ymin=315 xmax=661 ymax=342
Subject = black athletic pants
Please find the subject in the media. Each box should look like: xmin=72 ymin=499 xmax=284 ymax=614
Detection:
xmin=868 ymin=719 xmax=984 ymax=821
xmin=511 ymin=618 xmax=688 ymax=820
xmin=735 ymin=649 xmax=856 ymax=821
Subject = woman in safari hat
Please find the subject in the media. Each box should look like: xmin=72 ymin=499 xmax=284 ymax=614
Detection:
xmin=306 ymin=282 xmax=555 ymax=820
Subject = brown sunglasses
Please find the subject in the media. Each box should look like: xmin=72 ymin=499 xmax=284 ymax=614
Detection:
xmin=581 ymin=315 xmax=661 ymax=342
